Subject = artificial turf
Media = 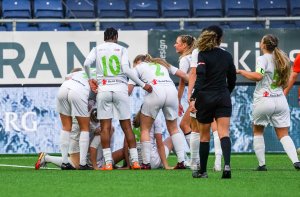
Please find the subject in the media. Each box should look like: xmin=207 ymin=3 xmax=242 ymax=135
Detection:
xmin=0 ymin=154 xmax=299 ymax=197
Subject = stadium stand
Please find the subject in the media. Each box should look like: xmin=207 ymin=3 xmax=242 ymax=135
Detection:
xmin=98 ymin=0 xmax=129 ymax=30
xmin=129 ymin=0 xmax=164 ymax=30
xmin=161 ymin=0 xmax=190 ymax=29
xmin=34 ymin=0 xmax=63 ymax=18
xmin=2 ymin=0 xmax=31 ymax=18
xmin=0 ymin=0 xmax=299 ymax=31
xmin=225 ymin=0 xmax=263 ymax=29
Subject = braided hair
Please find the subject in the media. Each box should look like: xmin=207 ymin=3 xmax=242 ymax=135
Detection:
xmin=197 ymin=25 xmax=223 ymax=52
xmin=104 ymin=27 xmax=118 ymax=41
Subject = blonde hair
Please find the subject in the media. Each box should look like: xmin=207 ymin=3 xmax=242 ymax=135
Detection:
xmin=262 ymin=34 xmax=291 ymax=88
xmin=133 ymin=54 xmax=171 ymax=68
xmin=197 ymin=30 xmax=221 ymax=52
xmin=178 ymin=35 xmax=196 ymax=60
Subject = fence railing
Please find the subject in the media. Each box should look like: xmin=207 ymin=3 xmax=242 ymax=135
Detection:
xmin=1 ymin=17 xmax=300 ymax=31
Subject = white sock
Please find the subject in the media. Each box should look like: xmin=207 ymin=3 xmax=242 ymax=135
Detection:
xmin=190 ymin=132 xmax=200 ymax=165
xmin=142 ymin=141 xmax=151 ymax=164
xmin=171 ymin=132 xmax=185 ymax=163
xmin=253 ymin=135 xmax=265 ymax=166
xmin=280 ymin=136 xmax=300 ymax=164
xmin=213 ymin=131 xmax=222 ymax=167
xmin=185 ymin=132 xmax=191 ymax=147
xmin=103 ymin=148 xmax=113 ymax=164
xmin=129 ymin=148 xmax=139 ymax=163
xmin=45 ymin=155 xmax=75 ymax=168
xmin=79 ymin=131 xmax=89 ymax=166
xmin=60 ymin=130 xmax=70 ymax=164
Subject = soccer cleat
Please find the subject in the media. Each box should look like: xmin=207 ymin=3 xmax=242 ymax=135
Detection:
xmin=79 ymin=164 xmax=94 ymax=170
xmin=131 ymin=161 xmax=141 ymax=170
xmin=61 ymin=163 xmax=76 ymax=170
xmin=174 ymin=161 xmax=186 ymax=169
xmin=293 ymin=162 xmax=300 ymax=170
xmin=101 ymin=163 xmax=113 ymax=171
xmin=35 ymin=152 xmax=47 ymax=170
xmin=141 ymin=163 xmax=151 ymax=170
xmin=192 ymin=171 xmax=208 ymax=178
xmin=255 ymin=165 xmax=267 ymax=171
xmin=221 ymin=165 xmax=231 ymax=179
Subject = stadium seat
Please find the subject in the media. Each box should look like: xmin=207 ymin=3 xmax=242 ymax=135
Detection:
xmin=69 ymin=22 xmax=95 ymax=31
xmin=225 ymin=0 xmax=255 ymax=17
xmin=193 ymin=0 xmax=223 ymax=17
xmin=129 ymin=0 xmax=159 ymax=18
xmin=65 ymin=0 xmax=95 ymax=18
xmin=257 ymin=0 xmax=288 ymax=16
xmin=290 ymin=0 xmax=300 ymax=16
xmin=0 ymin=26 xmax=7 ymax=31
xmin=101 ymin=22 xmax=134 ymax=30
xmin=98 ymin=0 xmax=127 ymax=18
xmin=129 ymin=0 xmax=160 ymax=30
xmin=2 ymin=0 xmax=31 ymax=18
xmin=5 ymin=23 xmax=38 ymax=31
xmin=161 ymin=0 xmax=190 ymax=18
xmin=34 ymin=0 xmax=63 ymax=18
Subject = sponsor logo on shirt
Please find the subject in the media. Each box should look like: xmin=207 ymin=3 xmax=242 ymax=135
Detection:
xmin=151 ymin=79 xmax=172 ymax=85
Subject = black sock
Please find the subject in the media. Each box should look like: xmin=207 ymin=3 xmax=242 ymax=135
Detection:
xmin=199 ymin=142 xmax=210 ymax=174
xmin=221 ymin=137 xmax=231 ymax=166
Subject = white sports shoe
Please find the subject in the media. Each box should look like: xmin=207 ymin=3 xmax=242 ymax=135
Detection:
xmin=35 ymin=152 xmax=48 ymax=170
xmin=213 ymin=164 xmax=222 ymax=172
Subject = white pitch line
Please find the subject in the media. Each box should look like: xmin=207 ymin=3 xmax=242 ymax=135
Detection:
xmin=0 ymin=164 xmax=59 ymax=170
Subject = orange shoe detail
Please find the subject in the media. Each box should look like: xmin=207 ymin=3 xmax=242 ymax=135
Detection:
xmin=131 ymin=162 xmax=141 ymax=170
xmin=101 ymin=163 xmax=113 ymax=171
xmin=35 ymin=152 xmax=45 ymax=170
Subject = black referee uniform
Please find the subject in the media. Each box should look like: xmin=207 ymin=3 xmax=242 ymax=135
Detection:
xmin=191 ymin=47 xmax=236 ymax=123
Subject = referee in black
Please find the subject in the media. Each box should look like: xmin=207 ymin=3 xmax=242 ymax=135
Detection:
xmin=189 ymin=25 xmax=236 ymax=179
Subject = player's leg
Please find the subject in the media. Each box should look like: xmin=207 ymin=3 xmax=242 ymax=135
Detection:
xmin=253 ymin=125 xmax=266 ymax=171
xmin=211 ymin=119 xmax=222 ymax=171
xmin=139 ymin=113 xmax=155 ymax=169
xmin=275 ymin=127 xmax=300 ymax=169
xmin=179 ymin=109 xmax=192 ymax=147
xmin=190 ymin=116 xmax=200 ymax=171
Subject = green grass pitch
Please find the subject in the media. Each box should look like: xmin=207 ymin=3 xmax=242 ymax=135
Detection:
xmin=0 ymin=154 xmax=299 ymax=197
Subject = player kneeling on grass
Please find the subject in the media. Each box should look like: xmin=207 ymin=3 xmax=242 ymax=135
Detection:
xmin=131 ymin=110 xmax=173 ymax=170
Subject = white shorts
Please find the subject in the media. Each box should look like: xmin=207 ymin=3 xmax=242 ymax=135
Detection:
xmin=69 ymin=123 xmax=80 ymax=154
xmin=142 ymin=86 xmax=178 ymax=120
xmin=56 ymin=86 xmax=89 ymax=117
xmin=97 ymin=91 xmax=131 ymax=120
xmin=252 ymin=96 xmax=290 ymax=127
xmin=150 ymin=145 xmax=170 ymax=169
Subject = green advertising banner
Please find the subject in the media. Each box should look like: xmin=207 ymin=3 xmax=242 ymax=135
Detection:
xmin=148 ymin=29 xmax=300 ymax=83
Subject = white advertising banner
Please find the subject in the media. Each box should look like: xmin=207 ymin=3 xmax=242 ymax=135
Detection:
xmin=0 ymin=31 xmax=148 ymax=85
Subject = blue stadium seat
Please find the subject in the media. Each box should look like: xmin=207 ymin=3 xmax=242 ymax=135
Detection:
xmin=0 ymin=26 xmax=7 ymax=31
xmin=65 ymin=0 xmax=95 ymax=18
xmin=193 ymin=0 xmax=223 ymax=17
xmin=161 ymin=0 xmax=190 ymax=18
xmin=225 ymin=0 xmax=255 ymax=17
xmin=98 ymin=0 xmax=127 ymax=18
xmin=129 ymin=0 xmax=159 ymax=18
xmin=5 ymin=23 xmax=38 ymax=31
xmin=34 ymin=0 xmax=63 ymax=18
xmin=290 ymin=0 xmax=300 ymax=16
xmin=257 ymin=0 xmax=288 ymax=16
xmin=2 ymin=0 xmax=31 ymax=18
xmin=101 ymin=22 xmax=134 ymax=30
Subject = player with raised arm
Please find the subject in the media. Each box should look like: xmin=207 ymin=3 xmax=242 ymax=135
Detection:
xmin=128 ymin=54 xmax=188 ymax=169
xmin=237 ymin=34 xmax=300 ymax=171
xmin=84 ymin=28 xmax=152 ymax=170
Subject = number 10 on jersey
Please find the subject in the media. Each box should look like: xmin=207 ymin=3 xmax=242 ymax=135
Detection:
xmin=101 ymin=55 xmax=121 ymax=76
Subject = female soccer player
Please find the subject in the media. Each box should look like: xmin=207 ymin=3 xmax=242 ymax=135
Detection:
xmin=56 ymin=68 xmax=93 ymax=170
xmin=128 ymin=54 xmax=188 ymax=169
xmin=237 ymin=34 xmax=300 ymax=170
xmin=84 ymin=28 xmax=152 ymax=170
xmin=189 ymin=25 xmax=236 ymax=179
xmin=175 ymin=34 xmax=223 ymax=171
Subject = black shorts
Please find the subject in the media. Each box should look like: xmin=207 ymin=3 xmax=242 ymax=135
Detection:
xmin=195 ymin=90 xmax=232 ymax=124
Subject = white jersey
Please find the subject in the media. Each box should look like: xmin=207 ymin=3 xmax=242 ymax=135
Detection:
xmin=254 ymin=53 xmax=284 ymax=101
xmin=129 ymin=62 xmax=178 ymax=87
xmin=84 ymin=42 xmax=145 ymax=93
xmin=61 ymin=71 xmax=90 ymax=97
xmin=179 ymin=54 xmax=192 ymax=74
xmin=191 ymin=48 xmax=199 ymax=68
